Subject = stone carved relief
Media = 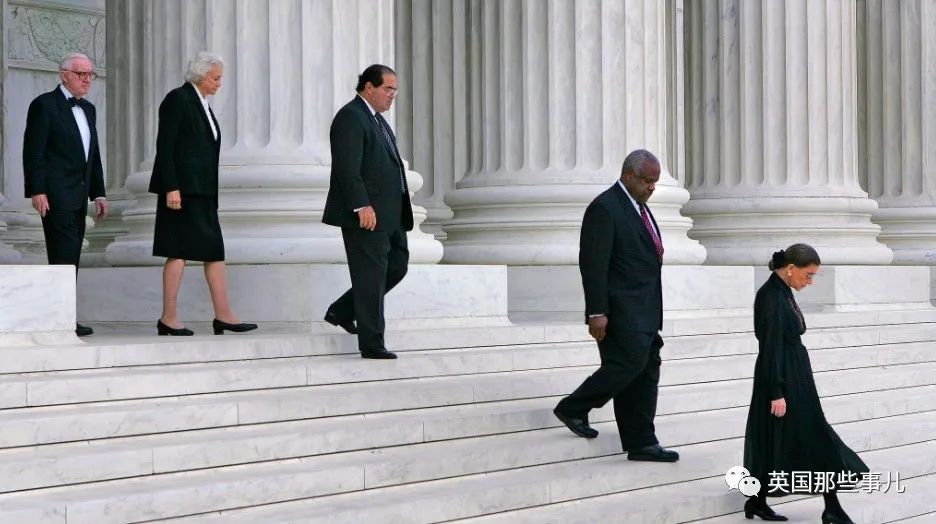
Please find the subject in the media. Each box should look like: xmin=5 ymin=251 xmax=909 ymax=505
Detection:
xmin=7 ymin=5 xmax=105 ymax=70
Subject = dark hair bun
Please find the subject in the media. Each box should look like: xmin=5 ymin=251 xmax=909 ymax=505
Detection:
xmin=769 ymin=250 xmax=786 ymax=271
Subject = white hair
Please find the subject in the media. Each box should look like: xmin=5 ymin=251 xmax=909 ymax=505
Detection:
xmin=59 ymin=53 xmax=91 ymax=70
xmin=184 ymin=52 xmax=224 ymax=84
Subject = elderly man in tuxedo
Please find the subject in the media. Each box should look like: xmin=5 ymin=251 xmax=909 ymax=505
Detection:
xmin=322 ymin=64 xmax=413 ymax=359
xmin=553 ymin=149 xmax=679 ymax=462
xmin=23 ymin=52 xmax=108 ymax=337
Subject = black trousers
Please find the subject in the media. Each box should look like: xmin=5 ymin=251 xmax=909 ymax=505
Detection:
xmin=329 ymin=227 xmax=409 ymax=352
xmin=41 ymin=207 xmax=87 ymax=268
xmin=557 ymin=328 xmax=663 ymax=451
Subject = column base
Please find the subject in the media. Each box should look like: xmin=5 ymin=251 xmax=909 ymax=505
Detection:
xmin=443 ymin=178 xmax=706 ymax=265
xmin=683 ymin=196 xmax=893 ymax=265
xmin=874 ymin=207 xmax=936 ymax=265
xmin=106 ymin=166 xmax=444 ymax=266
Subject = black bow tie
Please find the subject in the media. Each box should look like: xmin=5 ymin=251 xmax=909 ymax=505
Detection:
xmin=67 ymin=97 xmax=89 ymax=109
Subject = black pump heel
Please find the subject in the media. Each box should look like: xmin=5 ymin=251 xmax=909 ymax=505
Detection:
xmin=212 ymin=318 xmax=258 ymax=335
xmin=157 ymin=320 xmax=194 ymax=336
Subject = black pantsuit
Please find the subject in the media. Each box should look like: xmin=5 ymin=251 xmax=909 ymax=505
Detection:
xmin=23 ymin=87 xmax=106 ymax=268
xmin=556 ymin=182 xmax=665 ymax=452
xmin=322 ymin=96 xmax=414 ymax=353
xmin=328 ymin=227 xmax=409 ymax=350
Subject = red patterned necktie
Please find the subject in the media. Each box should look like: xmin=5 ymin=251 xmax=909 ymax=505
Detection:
xmin=639 ymin=203 xmax=664 ymax=261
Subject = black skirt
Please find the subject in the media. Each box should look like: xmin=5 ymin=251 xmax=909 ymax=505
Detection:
xmin=152 ymin=194 xmax=225 ymax=262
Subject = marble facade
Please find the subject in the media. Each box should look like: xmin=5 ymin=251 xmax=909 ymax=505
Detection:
xmin=2 ymin=0 xmax=936 ymax=321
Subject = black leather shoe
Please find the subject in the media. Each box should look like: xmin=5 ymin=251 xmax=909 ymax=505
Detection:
xmin=360 ymin=347 xmax=398 ymax=359
xmin=212 ymin=319 xmax=258 ymax=335
xmin=553 ymin=407 xmax=599 ymax=438
xmin=821 ymin=509 xmax=855 ymax=524
xmin=75 ymin=323 xmax=93 ymax=337
xmin=324 ymin=310 xmax=358 ymax=335
xmin=744 ymin=497 xmax=788 ymax=521
xmin=157 ymin=319 xmax=194 ymax=336
xmin=627 ymin=444 xmax=679 ymax=462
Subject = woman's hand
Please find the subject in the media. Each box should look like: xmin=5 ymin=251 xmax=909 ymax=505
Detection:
xmin=167 ymin=190 xmax=182 ymax=210
xmin=770 ymin=398 xmax=786 ymax=418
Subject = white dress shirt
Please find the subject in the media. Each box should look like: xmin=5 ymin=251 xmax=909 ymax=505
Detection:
xmin=59 ymin=85 xmax=90 ymax=161
xmin=189 ymin=82 xmax=218 ymax=140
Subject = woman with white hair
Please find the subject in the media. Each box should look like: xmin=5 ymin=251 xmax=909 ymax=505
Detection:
xmin=147 ymin=52 xmax=256 ymax=336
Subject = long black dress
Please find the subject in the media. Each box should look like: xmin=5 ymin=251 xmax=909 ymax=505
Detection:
xmin=743 ymin=273 xmax=868 ymax=496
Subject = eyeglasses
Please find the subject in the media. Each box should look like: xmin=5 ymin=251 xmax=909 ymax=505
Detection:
xmin=65 ymin=70 xmax=98 ymax=81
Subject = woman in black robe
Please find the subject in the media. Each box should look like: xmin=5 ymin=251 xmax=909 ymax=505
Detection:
xmin=742 ymin=244 xmax=868 ymax=523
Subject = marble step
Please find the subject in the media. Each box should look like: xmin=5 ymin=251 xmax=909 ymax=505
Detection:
xmin=2 ymin=381 xmax=934 ymax=493
xmin=2 ymin=332 xmax=934 ymax=410
xmin=454 ymin=447 xmax=936 ymax=524
xmin=0 ymin=395 xmax=932 ymax=523
xmin=161 ymin=431 xmax=936 ymax=523
xmin=4 ymin=316 xmax=936 ymax=375
xmin=2 ymin=358 xmax=935 ymax=449
xmin=888 ymin=511 xmax=936 ymax=523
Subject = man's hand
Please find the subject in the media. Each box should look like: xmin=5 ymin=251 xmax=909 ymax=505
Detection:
xmin=770 ymin=398 xmax=786 ymax=418
xmin=31 ymin=194 xmax=50 ymax=217
xmin=94 ymin=197 xmax=109 ymax=220
xmin=357 ymin=206 xmax=377 ymax=230
xmin=166 ymin=190 xmax=182 ymax=210
xmin=588 ymin=315 xmax=608 ymax=342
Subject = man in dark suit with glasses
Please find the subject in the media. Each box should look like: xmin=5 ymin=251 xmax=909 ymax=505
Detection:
xmin=23 ymin=52 xmax=108 ymax=337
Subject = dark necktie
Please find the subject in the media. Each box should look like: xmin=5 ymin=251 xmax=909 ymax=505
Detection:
xmin=373 ymin=113 xmax=405 ymax=193
xmin=639 ymin=203 xmax=664 ymax=262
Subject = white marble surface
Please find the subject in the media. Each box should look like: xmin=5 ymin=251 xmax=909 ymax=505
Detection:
xmin=508 ymin=265 xmax=755 ymax=317
xmin=0 ymin=265 xmax=75 ymax=335
xmin=78 ymin=264 xmax=507 ymax=323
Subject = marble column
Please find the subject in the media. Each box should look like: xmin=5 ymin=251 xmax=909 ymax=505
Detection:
xmin=105 ymin=0 xmax=442 ymax=265
xmin=393 ymin=0 xmax=464 ymax=241
xmin=860 ymin=0 xmax=936 ymax=264
xmin=441 ymin=0 xmax=705 ymax=265
xmin=0 ymin=1 xmax=20 ymax=262
xmin=683 ymin=0 xmax=893 ymax=265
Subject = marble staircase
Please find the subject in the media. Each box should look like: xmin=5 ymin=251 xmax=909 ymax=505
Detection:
xmin=0 ymin=310 xmax=935 ymax=523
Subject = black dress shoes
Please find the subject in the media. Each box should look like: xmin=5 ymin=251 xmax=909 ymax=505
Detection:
xmin=75 ymin=323 xmax=93 ymax=337
xmin=553 ymin=407 xmax=599 ymax=438
xmin=744 ymin=497 xmax=788 ymax=521
xmin=157 ymin=320 xmax=194 ymax=336
xmin=324 ymin=310 xmax=358 ymax=335
xmin=821 ymin=510 xmax=855 ymax=524
xmin=360 ymin=347 xmax=398 ymax=359
xmin=627 ymin=444 xmax=679 ymax=462
xmin=212 ymin=319 xmax=258 ymax=335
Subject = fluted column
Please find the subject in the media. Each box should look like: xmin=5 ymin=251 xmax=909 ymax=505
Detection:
xmin=441 ymin=0 xmax=705 ymax=265
xmin=683 ymin=0 xmax=892 ymax=265
xmin=106 ymin=0 xmax=442 ymax=265
xmin=860 ymin=0 xmax=936 ymax=264
xmin=394 ymin=0 xmax=464 ymax=240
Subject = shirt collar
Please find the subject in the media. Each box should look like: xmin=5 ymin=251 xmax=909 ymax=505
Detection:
xmin=616 ymin=179 xmax=641 ymax=212
xmin=60 ymin=84 xmax=76 ymax=100
xmin=189 ymin=82 xmax=209 ymax=103
xmin=357 ymin=94 xmax=377 ymax=116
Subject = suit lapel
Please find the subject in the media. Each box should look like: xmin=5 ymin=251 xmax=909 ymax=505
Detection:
xmin=353 ymin=97 xmax=400 ymax=166
xmin=612 ymin=183 xmax=656 ymax=251
xmin=208 ymin=105 xmax=221 ymax=147
xmin=54 ymin=89 xmax=86 ymax=163
xmin=185 ymin=83 xmax=218 ymax=144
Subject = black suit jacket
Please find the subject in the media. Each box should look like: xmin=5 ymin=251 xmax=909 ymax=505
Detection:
xmin=22 ymin=87 xmax=105 ymax=210
xmin=148 ymin=83 xmax=221 ymax=196
xmin=579 ymin=183 xmax=663 ymax=333
xmin=322 ymin=96 xmax=413 ymax=232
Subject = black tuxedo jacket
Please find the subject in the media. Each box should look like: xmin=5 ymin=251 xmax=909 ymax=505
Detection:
xmin=322 ymin=96 xmax=413 ymax=232
xmin=22 ymin=87 xmax=105 ymax=210
xmin=579 ymin=183 xmax=663 ymax=333
xmin=148 ymin=83 xmax=221 ymax=196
